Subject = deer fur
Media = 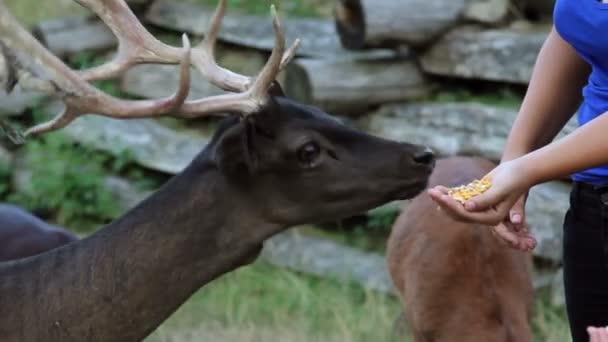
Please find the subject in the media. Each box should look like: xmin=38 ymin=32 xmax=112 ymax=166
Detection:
xmin=0 ymin=96 xmax=434 ymax=341
xmin=387 ymin=156 xmax=534 ymax=342
xmin=0 ymin=204 xmax=78 ymax=262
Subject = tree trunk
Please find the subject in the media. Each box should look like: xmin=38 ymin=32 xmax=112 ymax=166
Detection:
xmin=334 ymin=0 xmax=467 ymax=49
xmin=284 ymin=57 xmax=430 ymax=116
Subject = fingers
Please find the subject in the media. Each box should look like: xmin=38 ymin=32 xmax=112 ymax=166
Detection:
xmin=600 ymin=326 xmax=608 ymax=342
xmin=491 ymin=224 xmax=536 ymax=252
xmin=589 ymin=327 xmax=598 ymax=342
xmin=508 ymin=195 xmax=527 ymax=232
xmin=588 ymin=327 xmax=608 ymax=342
xmin=462 ymin=187 xmax=506 ymax=212
xmin=428 ymin=187 xmax=508 ymax=225
xmin=491 ymin=224 xmax=520 ymax=248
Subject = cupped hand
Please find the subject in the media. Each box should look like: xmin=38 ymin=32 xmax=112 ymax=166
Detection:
xmin=427 ymin=159 xmax=537 ymax=250
xmin=489 ymin=194 xmax=537 ymax=252
xmin=589 ymin=326 xmax=608 ymax=342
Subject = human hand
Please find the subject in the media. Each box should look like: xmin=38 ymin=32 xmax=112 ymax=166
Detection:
xmin=489 ymin=194 xmax=537 ymax=252
xmin=427 ymin=159 xmax=534 ymax=227
xmin=589 ymin=326 xmax=608 ymax=342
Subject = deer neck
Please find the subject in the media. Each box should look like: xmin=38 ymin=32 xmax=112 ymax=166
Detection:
xmin=0 ymin=160 xmax=281 ymax=342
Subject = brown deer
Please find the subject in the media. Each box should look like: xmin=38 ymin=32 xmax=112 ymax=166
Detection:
xmin=387 ymin=156 xmax=534 ymax=342
xmin=0 ymin=204 xmax=78 ymax=262
xmin=0 ymin=0 xmax=435 ymax=341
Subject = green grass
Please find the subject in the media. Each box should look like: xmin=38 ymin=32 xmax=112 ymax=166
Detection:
xmin=1 ymin=1 xmax=570 ymax=341
xmin=4 ymin=0 xmax=332 ymax=27
xmin=144 ymin=261 xmax=570 ymax=342
xmin=4 ymin=0 xmax=87 ymax=27
xmin=427 ymin=85 xmax=525 ymax=109
xmin=147 ymin=261 xmax=403 ymax=342
xmin=192 ymin=0 xmax=332 ymax=18
xmin=533 ymin=289 xmax=570 ymax=342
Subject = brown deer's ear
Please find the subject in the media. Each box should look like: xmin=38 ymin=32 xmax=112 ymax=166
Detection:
xmin=268 ymin=80 xmax=285 ymax=97
xmin=214 ymin=120 xmax=258 ymax=181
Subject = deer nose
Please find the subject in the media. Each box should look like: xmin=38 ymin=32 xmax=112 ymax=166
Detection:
xmin=413 ymin=147 xmax=435 ymax=166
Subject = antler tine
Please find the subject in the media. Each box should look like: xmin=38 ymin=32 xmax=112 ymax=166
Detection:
xmin=23 ymin=34 xmax=192 ymax=137
xmin=173 ymin=4 xmax=290 ymax=118
xmin=247 ymin=5 xmax=286 ymax=101
xmin=281 ymin=38 xmax=302 ymax=70
xmin=76 ymin=0 xmax=299 ymax=93
xmin=0 ymin=0 xmax=299 ymax=138
xmin=189 ymin=0 xmax=252 ymax=92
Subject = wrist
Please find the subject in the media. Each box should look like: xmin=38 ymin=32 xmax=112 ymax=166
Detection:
xmin=500 ymin=144 xmax=534 ymax=164
xmin=509 ymin=156 xmax=542 ymax=188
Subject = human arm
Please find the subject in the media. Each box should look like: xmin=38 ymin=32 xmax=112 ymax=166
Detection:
xmin=429 ymin=27 xmax=591 ymax=247
xmin=428 ymin=108 xmax=608 ymax=226
xmin=501 ymin=26 xmax=591 ymax=163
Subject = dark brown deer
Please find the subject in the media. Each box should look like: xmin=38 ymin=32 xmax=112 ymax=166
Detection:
xmin=387 ymin=156 xmax=534 ymax=342
xmin=0 ymin=204 xmax=78 ymax=262
xmin=0 ymin=0 xmax=435 ymax=341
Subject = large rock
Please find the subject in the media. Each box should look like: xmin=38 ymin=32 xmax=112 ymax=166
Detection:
xmin=41 ymin=101 xmax=211 ymax=175
xmin=359 ymin=102 xmax=577 ymax=162
xmin=464 ymin=0 xmax=510 ymax=24
xmin=527 ymin=181 xmax=570 ymax=262
xmin=421 ymin=26 xmax=550 ymax=84
xmin=144 ymin=0 xmax=397 ymax=61
xmin=334 ymin=0 xmax=468 ymax=49
xmin=32 ymin=16 xmax=116 ymax=58
xmin=360 ymin=102 xmax=575 ymax=262
xmin=122 ymin=65 xmax=224 ymax=101
xmin=261 ymin=228 xmax=396 ymax=295
xmin=121 ymin=45 xmax=268 ymax=100
xmin=0 ymin=89 xmax=45 ymax=116
xmin=514 ymin=0 xmax=556 ymax=21
xmin=284 ymin=57 xmax=430 ymax=116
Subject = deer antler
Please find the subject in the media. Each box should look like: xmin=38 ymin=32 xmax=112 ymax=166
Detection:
xmin=0 ymin=0 xmax=301 ymax=137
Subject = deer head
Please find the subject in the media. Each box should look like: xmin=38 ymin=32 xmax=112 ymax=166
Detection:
xmin=0 ymin=0 xmax=434 ymax=226
xmin=206 ymin=93 xmax=434 ymax=227
xmin=0 ymin=1 xmax=435 ymax=340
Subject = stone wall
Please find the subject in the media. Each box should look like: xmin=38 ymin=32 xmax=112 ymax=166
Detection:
xmin=0 ymin=0 xmax=566 ymax=302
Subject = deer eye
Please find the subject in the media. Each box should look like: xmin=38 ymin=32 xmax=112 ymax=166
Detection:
xmin=297 ymin=141 xmax=321 ymax=167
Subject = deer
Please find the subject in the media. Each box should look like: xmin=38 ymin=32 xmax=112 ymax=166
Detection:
xmin=0 ymin=204 xmax=79 ymax=262
xmin=0 ymin=0 xmax=435 ymax=340
xmin=386 ymin=156 xmax=534 ymax=342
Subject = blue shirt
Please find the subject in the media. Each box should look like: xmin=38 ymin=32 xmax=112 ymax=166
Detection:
xmin=554 ymin=0 xmax=608 ymax=184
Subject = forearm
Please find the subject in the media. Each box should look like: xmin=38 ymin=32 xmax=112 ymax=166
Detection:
xmin=501 ymin=27 xmax=590 ymax=162
xmin=519 ymin=111 xmax=608 ymax=185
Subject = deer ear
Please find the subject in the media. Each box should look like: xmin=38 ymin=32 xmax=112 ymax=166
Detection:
xmin=214 ymin=120 xmax=258 ymax=180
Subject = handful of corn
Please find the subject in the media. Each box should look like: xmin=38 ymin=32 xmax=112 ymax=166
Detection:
xmin=447 ymin=176 xmax=492 ymax=204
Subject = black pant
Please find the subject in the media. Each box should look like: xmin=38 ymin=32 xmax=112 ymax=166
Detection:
xmin=564 ymin=182 xmax=608 ymax=341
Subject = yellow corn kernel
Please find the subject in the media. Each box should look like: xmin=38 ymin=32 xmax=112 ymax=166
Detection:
xmin=447 ymin=176 xmax=492 ymax=204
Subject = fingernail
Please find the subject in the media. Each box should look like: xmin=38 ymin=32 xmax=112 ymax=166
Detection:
xmin=511 ymin=214 xmax=522 ymax=224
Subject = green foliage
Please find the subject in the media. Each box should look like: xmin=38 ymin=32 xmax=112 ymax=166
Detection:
xmin=428 ymin=85 xmax=524 ymax=109
xmin=4 ymin=0 xmax=87 ymax=28
xmin=366 ymin=206 xmax=399 ymax=234
xmin=7 ymin=132 xmax=124 ymax=231
xmin=305 ymin=206 xmax=400 ymax=254
xmin=532 ymin=288 xmax=570 ymax=341
xmin=67 ymin=52 xmax=125 ymax=98
xmin=194 ymin=0 xmax=331 ymax=18
xmin=148 ymin=261 xmax=403 ymax=342
xmin=0 ymin=159 xmax=12 ymax=199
